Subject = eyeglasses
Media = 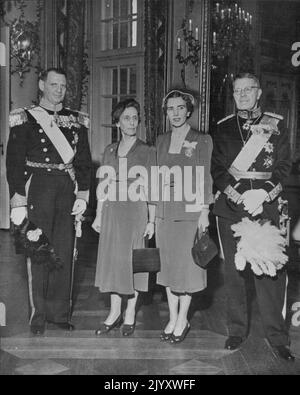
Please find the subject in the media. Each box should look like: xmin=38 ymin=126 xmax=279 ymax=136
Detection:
xmin=233 ymin=86 xmax=259 ymax=95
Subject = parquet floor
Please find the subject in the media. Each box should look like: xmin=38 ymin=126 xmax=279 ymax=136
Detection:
xmin=1 ymin=227 xmax=300 ymax=375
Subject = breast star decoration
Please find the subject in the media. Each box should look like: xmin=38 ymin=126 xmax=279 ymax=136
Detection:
xmin=264 ymin=142 xmax=274 ymax=154
xmin=263 ymin=156 xmax=274 ymax=169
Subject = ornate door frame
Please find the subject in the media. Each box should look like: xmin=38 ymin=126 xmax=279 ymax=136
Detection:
xmin=144 ymin=0 xmax=169 ymax=143
xmin=198 ymin=0 xmax=211 ymax=133
xmin=0 ymin=26 xmax=10 ymax=229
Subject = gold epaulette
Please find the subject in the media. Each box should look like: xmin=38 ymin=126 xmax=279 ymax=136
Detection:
xmin=65 ymin=108 xmax=90 ymax=129
xmin=217 ymin=114 xmax=235 ymax=125
xmin=77 ymin=111 xmax=90 ymax=129
xmin=9 ymin=108 xmax=28 ymax=128
xmin=263 ymin=112 xmax=284 ymax=121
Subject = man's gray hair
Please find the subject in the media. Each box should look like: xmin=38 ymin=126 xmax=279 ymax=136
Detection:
xmin=233 ymin=72 xmax=261 ymax=89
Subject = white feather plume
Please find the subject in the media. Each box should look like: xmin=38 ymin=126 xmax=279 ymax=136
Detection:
xmin=231 ymin=218 xmax=288 ymax=277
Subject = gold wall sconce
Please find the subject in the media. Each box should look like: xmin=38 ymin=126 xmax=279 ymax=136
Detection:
xmin=176 ymin=18 xmax=201 ymax=86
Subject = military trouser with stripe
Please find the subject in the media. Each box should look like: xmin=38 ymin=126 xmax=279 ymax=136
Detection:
xmin=26 ymin=173 xmax=75 ymax=326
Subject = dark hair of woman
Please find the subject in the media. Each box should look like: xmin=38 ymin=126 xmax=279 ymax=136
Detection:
xmin=112 ymin=98 xmax=141 ymax=125
xmin=162 ymin=90 xmax=195 ymax=119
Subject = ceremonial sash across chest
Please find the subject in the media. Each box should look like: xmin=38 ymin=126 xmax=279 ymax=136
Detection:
xmin=229 ymin=114 xmax=280 ymax=181
xmin=28 ymin=106 xmax=75 ymax=164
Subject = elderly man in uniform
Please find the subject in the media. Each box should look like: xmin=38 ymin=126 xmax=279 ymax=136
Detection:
xmin=6 ymin=68 xmax=92 ymax=335
xmin=211 ymin=72 xmax=294 ymax=361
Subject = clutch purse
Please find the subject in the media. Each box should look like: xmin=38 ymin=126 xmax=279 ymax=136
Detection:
xmin=191 ymin=229 xmax=218 ymax=269
xmin=132 ymin=236 xmax=161 ymax=274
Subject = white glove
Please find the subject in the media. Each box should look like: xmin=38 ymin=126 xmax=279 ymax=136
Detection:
xmin=198 ymin=208 xmax=210 ymax=232
xmin=251 ymin=205 xmax=263 ymax=217
xmin=11 ymin=207 xmax=27 ymax=226
xmin=71 ymin=199 xmax=87 ymax=216
xmin=292 ymin=218 xmax=300 ymax=242
xmin=143 ymin=222 xmax=155 ymax=239
xmin=240 ymin=189 xmax=268 ymax=215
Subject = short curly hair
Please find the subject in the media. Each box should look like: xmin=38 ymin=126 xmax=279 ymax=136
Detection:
xmin=112 ymin=98 xmax=141 ymax=125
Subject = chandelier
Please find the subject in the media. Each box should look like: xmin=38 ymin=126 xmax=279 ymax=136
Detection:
xmin=212 ymin=1 xmax=252 ymax=60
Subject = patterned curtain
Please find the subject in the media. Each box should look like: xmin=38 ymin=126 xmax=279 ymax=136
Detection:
xmin=144 ymin=0 xmax=169 ymax=144
xmin=57 ymin=0 xmax=86 ymax=110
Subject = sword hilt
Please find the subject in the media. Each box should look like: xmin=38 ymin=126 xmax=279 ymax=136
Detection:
xmin=75 ymin=217 xmax=82 ymax=238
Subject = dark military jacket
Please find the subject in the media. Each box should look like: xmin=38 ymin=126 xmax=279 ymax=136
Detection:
xmin=211 ymin=112 xmax=292 ymax=224
xmin=6 ymin=106 xmax=92 ymax=207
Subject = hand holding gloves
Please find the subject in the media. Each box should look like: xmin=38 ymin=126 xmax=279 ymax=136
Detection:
xmin=10 ymin=206 xmax=27 ymax=226
xmin=238 ymin=189 xmax=269 ymax=216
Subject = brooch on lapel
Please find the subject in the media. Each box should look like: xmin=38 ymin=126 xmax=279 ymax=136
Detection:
xmin=182 ymin=140 xmax=198 ymax=158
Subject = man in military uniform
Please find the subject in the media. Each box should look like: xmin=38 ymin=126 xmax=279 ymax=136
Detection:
xmin=6 ymin=68 xmax=92 ymax=335
xmin=211 ymin=73 xmax=294 ymax=361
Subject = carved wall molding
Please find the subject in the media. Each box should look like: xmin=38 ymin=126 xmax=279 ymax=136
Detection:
xmin=53 ymin=0 xmax=87 ymax=110
xmin=198 ymin=0 xmax=211 ymax=133
xmin=144 ymin=0 xmax=169 ymax=144
xmin=0 ymin=0 xmax=43 ymax=86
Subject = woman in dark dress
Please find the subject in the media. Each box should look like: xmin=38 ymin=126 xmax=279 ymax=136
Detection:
xmin=92 ymin=99 xmax=156 ymax=336
xmin=156 ymin=89 xmax=213 ymax=343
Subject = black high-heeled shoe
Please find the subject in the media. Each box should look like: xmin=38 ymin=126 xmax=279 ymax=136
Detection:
xmin=95 ymin=314 xmax=123 ymax=336
xmin=160 ymin=331 xmax=173 ymax=341
xmin=121 ymin=321 xmax=136 ymax=337
xmin=170 ymin=322 xmax=190 ymax=344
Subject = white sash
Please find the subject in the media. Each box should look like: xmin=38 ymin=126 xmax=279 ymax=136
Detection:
xmin=28 ymin=106 xmax=75 ymax=164
xmin=230 ymin=132 xmax=271 ymax=172
xmin=230 ymin=114 xmax=280 ymax=175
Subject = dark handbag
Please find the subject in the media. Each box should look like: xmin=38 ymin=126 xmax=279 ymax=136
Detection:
xmin=191 ymin=229 xmax=218 ymax=269
xmin=132 ymin=236 xmax=161 ymax=273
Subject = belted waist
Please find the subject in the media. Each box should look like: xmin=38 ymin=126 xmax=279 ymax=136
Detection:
xmin=26 ymin=160 xmax=74 ymax=171
xmin=229 ymin=167 xmax=272 ymax=180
